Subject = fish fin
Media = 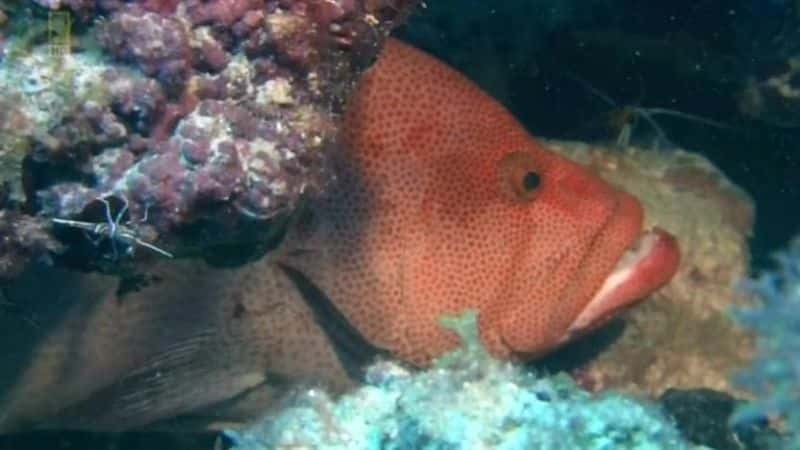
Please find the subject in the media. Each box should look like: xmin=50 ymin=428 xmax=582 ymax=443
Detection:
xmin=277 ymin=262 xmax=388 ymax=379
xmin=51 ymin=327 xmax=266 ymax=431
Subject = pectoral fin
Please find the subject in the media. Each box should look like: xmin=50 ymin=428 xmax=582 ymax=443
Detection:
xmin=49 ymin=328 xmax=268 ymax=431
xmin=277 ymin=262 xmax=388 ymax=380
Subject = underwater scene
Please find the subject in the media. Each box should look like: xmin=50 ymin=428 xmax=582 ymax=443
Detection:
xmin=0 ymin=0 xmax=799 ymax=449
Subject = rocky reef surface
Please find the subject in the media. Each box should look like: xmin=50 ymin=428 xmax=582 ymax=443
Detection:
xmin=0 ymin=0 xmax=418 ymax=276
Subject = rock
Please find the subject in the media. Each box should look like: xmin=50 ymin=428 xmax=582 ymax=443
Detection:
xmin=660 ymin=388 xmax=781 ymax=450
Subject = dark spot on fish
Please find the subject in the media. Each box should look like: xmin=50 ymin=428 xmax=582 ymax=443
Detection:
xmin=277 ymin=262 xmax=389 ymax=379
xmin=116 ymin=273 xmax=163 ymax=298
xmin=232 ymin=302 xmax=246 ymax=319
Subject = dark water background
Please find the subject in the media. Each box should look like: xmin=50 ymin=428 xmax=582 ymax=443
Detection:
xmin=398 ymin=0 xmax=800 ymax=271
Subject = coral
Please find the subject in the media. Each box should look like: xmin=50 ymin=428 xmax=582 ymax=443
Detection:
xmin=738 ymin=56 xmax=800 ymax=128
xmin=0 ymin=42 xmax=116 ymax=198
xmin=77 ymin=98 xmax=322 ymax=231
xmin=730 ymin=235 xmax=800 ymax=449
xmin=96 ymin=9 xmax=195 ymax=93
xmin=0 ymin=7 xmax=6 ymax=58
xmin=0 ymin=209 xmax=63 ymax=280
xmin=225 ymin=311 xmax=692 ymax=450
xmin=0 ymin=0 xmax=418 ymax=273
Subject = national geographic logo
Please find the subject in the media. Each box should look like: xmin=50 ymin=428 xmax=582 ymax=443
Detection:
xmin=47 ymin=10 xmax=72 ymax=57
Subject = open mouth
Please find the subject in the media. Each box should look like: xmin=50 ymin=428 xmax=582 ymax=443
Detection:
xmin=564 ymin=227 xmax=681 ymax=338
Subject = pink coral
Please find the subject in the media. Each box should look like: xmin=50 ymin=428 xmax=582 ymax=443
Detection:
xmin=187 ymin=0 xmax=265 ymax=25
xmin=22 ymin=0 xmax=420 ymax=269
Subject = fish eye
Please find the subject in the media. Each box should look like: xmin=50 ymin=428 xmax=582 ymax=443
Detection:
xmin=498 ymin=151 xmax=542 ymax=202
xmin=522 ymin=171 xmax=540 ymax=192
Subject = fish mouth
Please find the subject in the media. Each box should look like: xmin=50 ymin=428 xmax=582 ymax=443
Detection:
xmin=563 ymin=227 xmax=681 ymax=339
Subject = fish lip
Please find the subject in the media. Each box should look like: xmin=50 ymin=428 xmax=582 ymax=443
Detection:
xmin=562 ymin=227 xmax=681 ymax=340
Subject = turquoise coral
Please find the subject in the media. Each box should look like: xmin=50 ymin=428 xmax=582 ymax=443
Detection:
xmin=731 ymin=235 xmax=800 ymax=449
xmin=226 ymin=311 xmax=693 ymax=450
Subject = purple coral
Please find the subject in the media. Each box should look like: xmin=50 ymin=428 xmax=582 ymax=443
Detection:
xmin=186 ymin=0 xmax=265 ymax=26
xmin=17 ymin=0 xmax=419 ymax=269
xmin=97 ymin=9 xmax=195 ymax=93
xmin=100 ymin=99 xmax=319 ymax=229
xmin=0 ymin=210 xmax=62 ymax=279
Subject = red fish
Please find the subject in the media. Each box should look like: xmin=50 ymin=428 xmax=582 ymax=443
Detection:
xmin=0 ymin=39 xmax=679 ymax=432
xmin=284 ymin=38 xmax=681 ymax=364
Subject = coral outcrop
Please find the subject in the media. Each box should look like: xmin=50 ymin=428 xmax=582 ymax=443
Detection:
xmin=731 ymin=235 xmax=800 ymax=449
xmin=0 ymin=0 xmax=418 ymax=274
xmin=226 ymin=312 xmax=693 ymax=450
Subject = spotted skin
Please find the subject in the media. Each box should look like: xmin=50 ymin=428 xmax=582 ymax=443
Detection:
xmin=284 ymin=39 xmax=679 ymax=365
xmin=0 ymin=39 xmax=679 ymax=433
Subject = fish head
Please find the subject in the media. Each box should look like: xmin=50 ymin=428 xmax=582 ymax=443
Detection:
xmin=473 ymin=140 xmax=682 ymax=359
xmin=323 ymin=39 xmax=681 ymax=365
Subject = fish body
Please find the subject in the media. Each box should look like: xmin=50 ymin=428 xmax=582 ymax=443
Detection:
xmin=0 ymin=39 xmax=679 ymax=432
